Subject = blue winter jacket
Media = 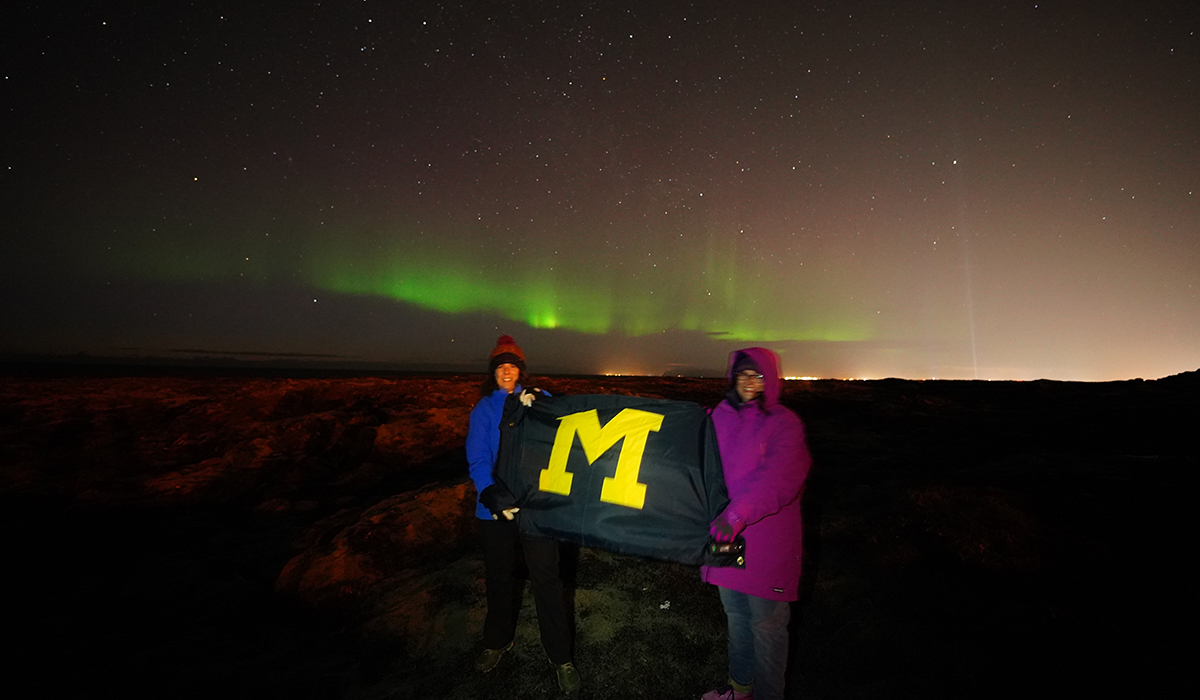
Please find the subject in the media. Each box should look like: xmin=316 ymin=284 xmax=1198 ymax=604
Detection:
xmin=466 ymin=385 xmax=521 ymax=520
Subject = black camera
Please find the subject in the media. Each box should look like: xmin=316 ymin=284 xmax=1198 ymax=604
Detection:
xmin=703 ymin=536 xmax=746 ymax=568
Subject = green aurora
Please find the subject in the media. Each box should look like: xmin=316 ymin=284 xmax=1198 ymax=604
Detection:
xmin=304 ymin=229 xmax=874 ymax=342
xmin=102 ymin=221 xmax=875 ymax=343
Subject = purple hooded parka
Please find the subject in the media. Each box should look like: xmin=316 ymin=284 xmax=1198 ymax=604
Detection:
xmin=700 ymin=347 xmax=812 ymax=601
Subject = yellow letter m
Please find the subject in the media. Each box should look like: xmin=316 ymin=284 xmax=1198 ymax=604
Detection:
xmin=539 ymin=408 xmax=664 ymax=510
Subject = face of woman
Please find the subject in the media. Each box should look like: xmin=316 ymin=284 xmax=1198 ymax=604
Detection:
xmin=735 ymin=369 xmax=765 ymax=403
xmin=494 ymin=362 xmax=520 ymax=393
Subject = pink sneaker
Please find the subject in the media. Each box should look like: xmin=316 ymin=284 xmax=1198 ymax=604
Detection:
xmin=701 ymin=685 xmax=753 ymax=700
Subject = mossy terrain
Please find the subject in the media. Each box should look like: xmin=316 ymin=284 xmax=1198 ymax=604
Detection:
xmin=1 ymin=370 xmax=1194 ymax=698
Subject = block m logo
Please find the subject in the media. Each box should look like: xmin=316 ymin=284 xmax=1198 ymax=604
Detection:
xmin=539 ymin=408 xmax=664 ymax=510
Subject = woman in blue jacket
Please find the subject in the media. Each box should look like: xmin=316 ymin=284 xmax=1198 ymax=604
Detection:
xmin=468 ymin=335 xmax=580 ymax=693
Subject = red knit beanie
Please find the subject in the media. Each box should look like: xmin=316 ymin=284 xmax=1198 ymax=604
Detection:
xmin=489 ymin=335 xmax=526 ymax=373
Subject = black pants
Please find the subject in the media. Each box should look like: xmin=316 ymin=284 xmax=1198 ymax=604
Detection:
xmin=479 ymin=517 xmax=573 ymax=664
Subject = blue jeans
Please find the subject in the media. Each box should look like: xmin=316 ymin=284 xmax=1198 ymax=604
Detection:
xmin=718 ymin=586 xmax=791 ymax=700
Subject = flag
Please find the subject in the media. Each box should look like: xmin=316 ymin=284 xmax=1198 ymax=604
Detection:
xmin=495 ymin=394 xmax=729 ymax=565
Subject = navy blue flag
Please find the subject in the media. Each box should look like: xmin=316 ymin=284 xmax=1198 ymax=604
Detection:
xmin=495 ymin=394 xmax=729 ymax=565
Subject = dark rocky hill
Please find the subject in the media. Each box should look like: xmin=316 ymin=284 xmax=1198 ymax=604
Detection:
xmin=1 ymin=371 xmax=1194 ymax=698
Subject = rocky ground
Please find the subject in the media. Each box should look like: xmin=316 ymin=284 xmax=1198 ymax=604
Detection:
xmin=1 ymin=369 xmax=1195 ymax=698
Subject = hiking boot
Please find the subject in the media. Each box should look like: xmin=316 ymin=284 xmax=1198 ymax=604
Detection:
xmin=701 ymin=684 xmax=754 ymax=700
xmin=473 ymin=641 xmax=513 ymax=673
xmin=555 ymin=661 xmax=582 ymax=693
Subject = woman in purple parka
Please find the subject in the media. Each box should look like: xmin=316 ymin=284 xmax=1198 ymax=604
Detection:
xmin=701 ymin=347 xmax=813 ymax=700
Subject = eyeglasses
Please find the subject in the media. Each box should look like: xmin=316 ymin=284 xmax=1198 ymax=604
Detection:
xmin=736 ymin=372 xmax=764 ymax=382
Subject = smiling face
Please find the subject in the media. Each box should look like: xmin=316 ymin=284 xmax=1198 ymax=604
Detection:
xmin=735 ymin=369 xmax=765 ymax=403
xmin=494 ymin=362 xmax=520 ymax=393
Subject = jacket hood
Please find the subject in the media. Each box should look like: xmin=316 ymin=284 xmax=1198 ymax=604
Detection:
xmin=726 ymin=347 xmax=783 ymax=409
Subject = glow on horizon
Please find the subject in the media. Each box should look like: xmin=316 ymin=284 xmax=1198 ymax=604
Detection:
xmin=86 ymin=219 xmax=1194 ymax=383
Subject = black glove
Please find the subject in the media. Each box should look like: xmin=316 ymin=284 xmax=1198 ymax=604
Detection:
xmin=479 ymin=483 xmax=519 ymax=520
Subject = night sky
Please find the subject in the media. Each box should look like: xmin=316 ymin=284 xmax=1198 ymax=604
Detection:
xmin=3 ymin=1 xmax=1196 ymax=380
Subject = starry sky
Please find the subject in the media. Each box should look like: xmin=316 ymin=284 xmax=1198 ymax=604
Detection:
xmin=3 ymin=1 xmax=1197 ymax=379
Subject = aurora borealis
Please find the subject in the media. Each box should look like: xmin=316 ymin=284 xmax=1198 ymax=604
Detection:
xmin=3 ymin=1 xmax=1197 ymax=379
